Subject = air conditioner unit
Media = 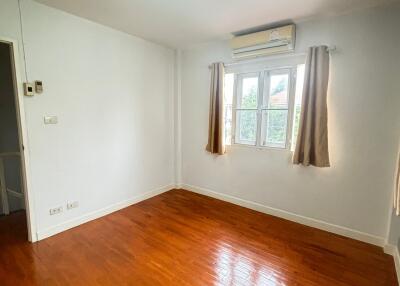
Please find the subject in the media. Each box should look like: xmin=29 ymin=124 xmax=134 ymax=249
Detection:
xmin=230 ymin=24 xmax=296 ymax=59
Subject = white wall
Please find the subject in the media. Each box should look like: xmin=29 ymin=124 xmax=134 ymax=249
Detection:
xmin=180 ymin=3 xmax=400 ymax=240
xmin=0 ymin=0 xmax=175 ymax=238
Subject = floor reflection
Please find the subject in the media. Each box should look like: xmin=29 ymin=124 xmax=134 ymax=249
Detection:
xmin=214 ymin=242 xmax=286 ymax=286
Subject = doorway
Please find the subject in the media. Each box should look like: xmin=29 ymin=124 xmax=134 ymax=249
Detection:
xmin=0 ymin=39 xmax=34 ymax=242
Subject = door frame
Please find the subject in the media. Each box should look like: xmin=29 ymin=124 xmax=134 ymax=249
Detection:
xmin=0 ymin=36 xmax=37 ymax=242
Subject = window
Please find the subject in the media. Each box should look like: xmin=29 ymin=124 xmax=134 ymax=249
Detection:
xmin=224 ymin=74 xmax=234 ymax=146
xmin=291 ymin=64 xmax=305 ymax=151
xmin=224 ymin=64 xmax=305 ymax=150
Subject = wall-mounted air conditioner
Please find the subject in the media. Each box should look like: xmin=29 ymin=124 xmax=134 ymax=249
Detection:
xmin=230 ymin=24 xmax=296 ymax=59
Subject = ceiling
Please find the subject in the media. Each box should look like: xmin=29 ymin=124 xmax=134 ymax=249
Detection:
xmin=35 ymin=0 xmax=395 ymax=48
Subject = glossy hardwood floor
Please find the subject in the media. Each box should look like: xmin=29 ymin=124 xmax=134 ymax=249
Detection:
xmin=0 ymin=189 xmax=397 ymax=286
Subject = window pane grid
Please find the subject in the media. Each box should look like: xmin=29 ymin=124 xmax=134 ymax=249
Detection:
xmin=234 ymin=73 xmax=260 ymax=146
xmin=228 ymin=64 xmax=304 ymax=150
xmin=236 ymin=110 xmax=257 ymax=145
xmin=260 ymin=70 xmax=290 ymax=149
xmin=261 ymin=110 xmax=288 ymax=148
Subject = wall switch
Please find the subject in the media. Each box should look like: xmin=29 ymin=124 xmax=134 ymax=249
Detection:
xmin=35 ymin=80 xmax=43 ymax=94
xmin=23 ymin=82 xmax=34 ymax=96
xmin=49 ymin=206 xmax=63 ymax=215
xmin=44 ymin=116 xmax=58 ymax=124
xmin=67 ymin=201 xmax=79 ymax=210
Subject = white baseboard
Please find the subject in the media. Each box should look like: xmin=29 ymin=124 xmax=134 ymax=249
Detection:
xmin=36 ymin=184 xmax=175 ymax=241
xmin=36 ymin=183 xmax=385 ymax=247
xmin=384 ymin=244 xmax=400 ymax=281
xmin=182 ymin=184 xmax=385 ymax=247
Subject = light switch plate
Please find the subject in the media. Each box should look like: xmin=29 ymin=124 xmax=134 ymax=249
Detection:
xmin=35 ymin=80 xmax=43 ymax=94
xmin=23 ymin=83 xmax=34 ymax=96
xmin=44 ymin=116 xmax=58 ymax=124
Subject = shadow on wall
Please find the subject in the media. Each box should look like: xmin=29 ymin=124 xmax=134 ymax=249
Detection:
xmin=0 ymin=42 xmax=24 ymax=213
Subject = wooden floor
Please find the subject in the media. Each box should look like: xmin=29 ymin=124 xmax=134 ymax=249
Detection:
xmin=0 ymin=189 xmax=397 ymax=285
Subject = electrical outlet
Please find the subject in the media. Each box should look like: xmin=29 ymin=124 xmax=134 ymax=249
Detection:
xmin=44 ymin=116 xmax=58 ymax=124
xmin=67 ymin=201 xmax=79 ymax=210
xmin=49 ymin=206 xmax=63 ymax=215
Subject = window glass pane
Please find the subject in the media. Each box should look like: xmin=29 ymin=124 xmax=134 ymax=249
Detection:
xmin=238 ymin=77 xmax=258 ymax=109
xmin=224 ymin=73 xmax=234 ymax=145
xmin=262 ymin=110 xmax=288 ymax=148
xmin=268 ymin=74 xmax=289 ymax=109
xmin=236 ymin=110 xmax=257 ymax=145
xmin=224 ymin=74 xmax=234 ymax=105
xmin=224 ymin=105 xmax=233 ymax=145
xmin=291 ymin=64 xmax=305 ymax=151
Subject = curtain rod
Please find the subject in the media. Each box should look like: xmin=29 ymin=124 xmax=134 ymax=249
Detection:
xmin=208 ymin=45 xmax=337 ymax=69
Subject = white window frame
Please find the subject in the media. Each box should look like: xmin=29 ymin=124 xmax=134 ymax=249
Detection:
xmin=234 ymin=72 xmax=262 ymax=146
xmin=230 ymin=65 xmax=299 ymax=150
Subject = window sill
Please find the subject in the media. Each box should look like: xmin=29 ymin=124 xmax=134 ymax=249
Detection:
xmin=226 ymin=143 xmax=293 ymax=152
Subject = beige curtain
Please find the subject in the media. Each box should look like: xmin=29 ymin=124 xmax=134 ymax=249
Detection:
xmin=293 ymin=46 xmax=330 ymax=167
xmin=394 ymin=149 xmax=400 ymax=215
xmin=206 ymin=62 xmax=225 ymax=155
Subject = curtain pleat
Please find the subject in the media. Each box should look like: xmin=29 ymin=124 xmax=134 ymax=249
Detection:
xmin=206 ymin=62 xmax=225 ymax=155
xmin=293 ymin=46 xmax=330 ymax=167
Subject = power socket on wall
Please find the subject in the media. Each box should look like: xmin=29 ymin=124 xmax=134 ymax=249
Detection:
xmin=49 ymin=202 xmax=78 ymax=216
xmin=67 ymin=201 xmax=79 ymax=210
xmin=49 ymin=206 xmax=63 ymax=215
